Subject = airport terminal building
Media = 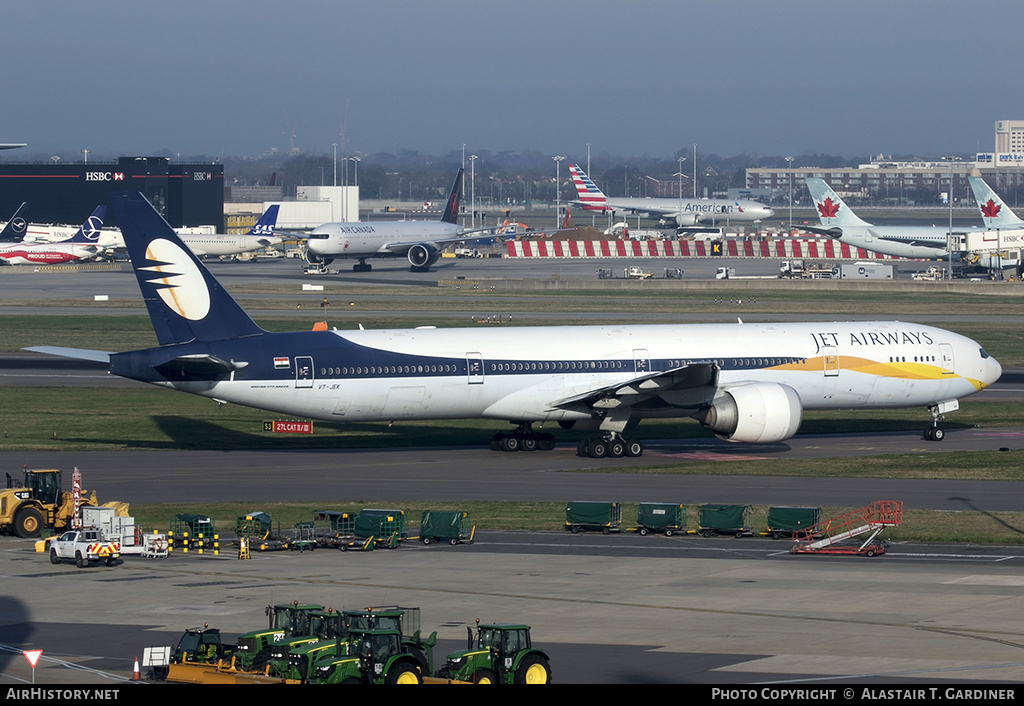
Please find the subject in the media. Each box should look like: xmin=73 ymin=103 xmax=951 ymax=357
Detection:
xmin=0 ymin=156 xmax=224 ymax=228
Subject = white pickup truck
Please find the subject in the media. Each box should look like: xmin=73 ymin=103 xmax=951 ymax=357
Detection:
xmin=49 ymin=529 xmax=121 ymax=568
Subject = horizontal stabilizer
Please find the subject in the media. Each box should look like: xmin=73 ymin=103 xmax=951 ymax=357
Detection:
xmin=24 ymin=346 xmax=112 ymax=364
xmin=154 ymin=354 xmax=249 ymax=380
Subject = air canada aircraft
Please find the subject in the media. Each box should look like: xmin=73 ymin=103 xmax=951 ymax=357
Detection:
xmin=304 ymin=168 xmax=491 ymax=273
xmin=567 ymin=163 xmax=774 ymax=228
xmin=0 ymin=206 xmax=104 ymax=265
xmin=968 ymin=176 xmax=1024 ymax=229
xmin=27 ymin=192 xmax=1002 ymax=454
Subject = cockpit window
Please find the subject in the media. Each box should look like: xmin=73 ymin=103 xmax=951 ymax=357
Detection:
xmin=309 ymin=233 xmax=329 ymax=239
xmin=980 ymin=348 xmax=989 ymax=359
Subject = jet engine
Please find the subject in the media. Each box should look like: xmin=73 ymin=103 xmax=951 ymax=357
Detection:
xmin=694 ymin=382 xmax=802 ymax=444
xmin=407 ymin=243 xmax=440 ymax=270
xmin=674 ymin=213 xmax=701 ymax=227
xmin=303 ymin=247 xmax=334 ymax=267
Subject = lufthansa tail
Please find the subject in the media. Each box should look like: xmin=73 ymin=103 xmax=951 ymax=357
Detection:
xmin=109 ymin=191 xmax=265 ymax=346
xmin=968 ymin=176 xmax=1024 ymax=229
xmin=0 ymin=202 xmax=29 ymax=242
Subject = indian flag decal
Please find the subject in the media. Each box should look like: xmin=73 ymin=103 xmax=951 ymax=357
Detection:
xmin=274 ymin=357 xmax=290 ymax=369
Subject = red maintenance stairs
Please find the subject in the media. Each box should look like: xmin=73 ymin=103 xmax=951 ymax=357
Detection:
xmin=790 ymin=501 xmax=903 ymax=557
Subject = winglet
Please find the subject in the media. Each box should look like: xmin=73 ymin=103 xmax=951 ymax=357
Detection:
xmin=109 ymin=191 xmax=265 ymax=346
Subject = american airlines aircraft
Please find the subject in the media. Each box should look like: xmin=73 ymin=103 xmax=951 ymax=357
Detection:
xmin=568 ymin=164 xmax=774 ymax=228
xmin=0 ymin=206 xmax=104 ymax=265
xmin=303 ymin=169 xmax=490 ymax=273
xmin=27 ymin=192 xmax=1001 ymax=454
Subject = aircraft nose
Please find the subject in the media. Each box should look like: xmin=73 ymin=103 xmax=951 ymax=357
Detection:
xmin=765 ymin=208 xmax=775 ymax=218
xmin=984 ymin=354 xmax=1003 ymax=388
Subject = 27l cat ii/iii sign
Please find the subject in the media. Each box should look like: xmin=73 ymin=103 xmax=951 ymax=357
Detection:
xmin=263 ymin=420 xmax=313 ymax=434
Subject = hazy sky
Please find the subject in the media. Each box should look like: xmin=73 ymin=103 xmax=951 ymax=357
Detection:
xmin=4 ymin=0 xmax=1021 ymax=161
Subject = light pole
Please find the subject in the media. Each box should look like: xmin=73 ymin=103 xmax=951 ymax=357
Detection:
xmin=677 ymin=157 xmax=687 ymax=233
xmin=348 ymin=156 xmax=360 ymax=187
xmin=469 ymin=154 xmax=478 ymax=229
xmin=332 ymin=144 xmax=337 ymax=186
xmin=553 ymin=156 xmax=566 ymax=229
xmin=785 ymin=156 xmax=795 ymax=234
xmin=942 ymin=155 xmax=960 ymax=280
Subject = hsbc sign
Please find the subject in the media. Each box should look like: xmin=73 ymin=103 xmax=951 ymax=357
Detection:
xmin=85 ymin=171 xmax=126 ymax=181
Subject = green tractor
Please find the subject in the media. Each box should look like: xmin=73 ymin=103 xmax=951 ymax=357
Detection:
xmin=439 ymin=622 xmax=552 ymax=684
xmin=312 ymin=627 xmax=436 ymax=684
xmin=233 ymin=601 xmax=325 ymax=671
xmin=269 ymin=606 xmax=421 ymax=682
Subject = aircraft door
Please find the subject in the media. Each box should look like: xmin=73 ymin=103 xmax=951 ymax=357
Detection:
xmin=633 ymin=349 xmax=651 ymax=375
xmin=940 ymin=343 xmax=954 ymax=374
xmin=466 ymin=353 xmax=484 ymax=384
xmin=822 ymin=345 xmax=839 ymax=377
xmin=295 ymin=356 xmax=314 ymax=388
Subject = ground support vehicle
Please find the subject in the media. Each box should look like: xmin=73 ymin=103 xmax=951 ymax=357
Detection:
xmin=565 ymin=501 xmax=621 ymax=534
xmin=694 ymin=504 xmax=752 ymax=537
xmin=168 ymin=514 xmax=216 ymax=553
xmin=235 ymin=512 xmax=287 ymax=551
xmin=791 ymin=501 xmax=902 ymax=557
xmin=48 ymin=529 xmax=120 ymax=567
xmin=636 ymin=503 xmax=685 ymax=536
xmin=2 ymin=468 xmax=127 ymax=538
xmin=289 ymin=521 xmax=318 ymax=551
xmin=313 ymin=510 xmax=356 ymax=547
xmin=763 ymin=506 xmax=821 ymax=539
xmin=232 ymin=602 xmax=325 ymax=671
xmin=438 ymin=622 xmax=551 ymax=684
xmin=312 ymin=628 xmax=436 ymax=684
xmin=340 ymin=508 xmax=405 ymax=550
xmin=81 ymin=505 xmax=141 ymax=555
xmin=418 ymin=510 xmax=475 ymax=545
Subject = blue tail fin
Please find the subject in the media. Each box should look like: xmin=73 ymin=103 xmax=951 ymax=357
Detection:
xmin=109 ymin=191 xmax=265 ymax=346
xmin=440 ymin=169 xmax=463 ymax=225
xmin=247 ymin=204 xmax=280 ymax=236
xmin=0 ymin=202 xmax=29 ymax=242
xmin=63 ymin=206 xmax=106 ymax=244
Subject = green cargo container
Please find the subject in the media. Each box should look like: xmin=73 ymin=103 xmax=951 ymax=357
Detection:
xmin=565 ymin=501 xmax=621 ymax=534
xmin=419 ymin=510 xmax=475 ymax=545
xmin=314 ymin=510 xmax=357 ymax=535
xmin=356 ymin=508 xmax=406 ymax=539
xmin=697 ymin=504 xmax=751 ymax=537
xmin=766 ymin=506 xmax=820 ymax=538
xmin=636 ymin=503 xmax=685 ymax=536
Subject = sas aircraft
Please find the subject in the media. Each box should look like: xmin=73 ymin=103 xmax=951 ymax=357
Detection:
xmin=303 ymin=169 xmax=496 ymax=273
xmin=568 ymin=163 xmax=774 ymax=228
xmin=26 ymin=191 xmax=1002 ymax=455
xmin=0 ymin=206 xmax=104 ymax=265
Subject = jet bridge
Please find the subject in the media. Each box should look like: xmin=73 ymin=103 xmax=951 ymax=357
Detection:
xmin=947 ymin=229 xmax=1023 ymax=276
xmin=790 ymin=501 xmax=902 ymax=557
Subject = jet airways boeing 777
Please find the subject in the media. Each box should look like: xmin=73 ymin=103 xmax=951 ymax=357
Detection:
xmin=304 ymin=168 xmax=489 ymax=273
xmin=568 ymin=164 xmax=774 ymax=228
xmin=27 ymin=191 xmax=1001 ymax=453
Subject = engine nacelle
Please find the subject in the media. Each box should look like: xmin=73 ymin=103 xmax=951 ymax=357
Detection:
xmin=695 ymin=382 xmax=802 ymax=444
xmin=304 ymin=247 xmax=334 ymax=266
xmin=674 ymin=213 xmax=701 ymax=227
xmin=407 ymin=243 xmax=440 ymax=270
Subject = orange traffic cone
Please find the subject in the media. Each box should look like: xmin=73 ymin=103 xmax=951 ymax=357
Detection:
xmin=132 ymin=656 xmax=140 ymax=681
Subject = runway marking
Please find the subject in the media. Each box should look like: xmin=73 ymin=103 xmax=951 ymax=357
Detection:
xmin=975 ymin=431 xmax=1024 ymax=437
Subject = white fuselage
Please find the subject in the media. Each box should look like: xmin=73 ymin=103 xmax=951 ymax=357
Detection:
xmin=306 ymin=220 xmax=462 ymax=258
xmin=829 ymin=225 xmax=951 ymax=259
xmin=156 ymin=321 xmax=998 ymax=427
xmin=583 ymin=197 xmax=774 ymax=225
xmin=21 ymin=226 xmax=279 ymax=257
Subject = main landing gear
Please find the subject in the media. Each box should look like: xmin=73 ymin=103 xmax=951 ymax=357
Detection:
xmin=353 ymin=259 xmax=372 ymax=272
xmin=924 ymin=404 xmax=946 ymax=442
xmin=491 ymin=423 xmax=556 ymax=452
xmin=576 ymin=435 xmax=644 ymax=459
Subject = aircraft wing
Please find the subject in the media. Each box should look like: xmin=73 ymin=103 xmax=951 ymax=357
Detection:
xmin=550 ymin=362 xmax=718 ymax=412
xmin=869 ymin=229 xmax=948 ymax=248
xmin=381 ymin=227 xmax=504 ymax=255
xmin=795 ymin=225 xmax=842 ymax=238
